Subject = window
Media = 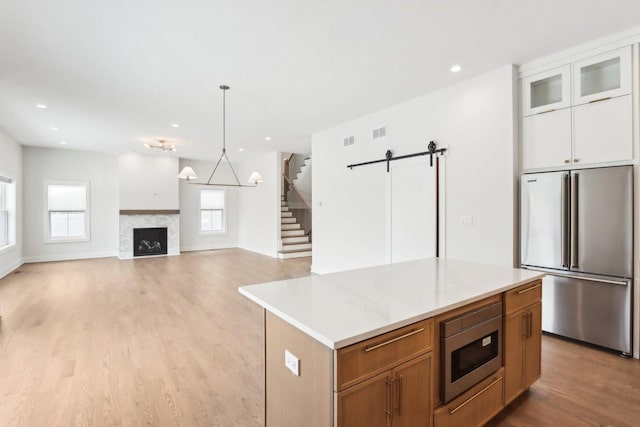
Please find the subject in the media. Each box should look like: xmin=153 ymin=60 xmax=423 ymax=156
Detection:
xmin=200 ymin=189 xmax=225 ymax=232
xmin=0 ymin=177 xmax=9 ymax=248
xmin=0 ymin=174 xmax=16 ymax=252
xmin=46 ymin=182 xmax=90 ymax=241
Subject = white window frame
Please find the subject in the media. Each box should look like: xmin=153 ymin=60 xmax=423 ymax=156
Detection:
xmin=44 ymin=180 xmax=91 ymax=243
xmin=200 ymin=188 xmax=226 ymax=234
xmin=0 ymin=174 xmax=16 ymax=255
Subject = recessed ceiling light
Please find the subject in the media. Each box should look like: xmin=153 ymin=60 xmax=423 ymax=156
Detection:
xmin=60 ymin=141 xmax=67 ymax=145
xmin=265 ymin=136 xmax=271 ymax=141
xmin=450 ymin=65 xmax=462 ymax=73
xmin=171 ymin=123 xmax=179 ymax=128
xmin=50 ymin=127 xmax=59 ymax=131
xmin=238 ymin=148 xmax=244 ymax=152
xmin=37 ymin=104 xmax=48 ymax=109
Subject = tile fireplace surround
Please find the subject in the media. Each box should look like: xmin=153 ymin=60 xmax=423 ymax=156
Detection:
xmin=119 ymin=210 xmax=180 ymax=259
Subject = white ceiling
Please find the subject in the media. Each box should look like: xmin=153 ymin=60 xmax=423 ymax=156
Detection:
xmin=1 ymin=0 xmax=640 ymax=163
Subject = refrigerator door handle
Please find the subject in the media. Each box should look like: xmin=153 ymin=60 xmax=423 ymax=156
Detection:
xmin=561 ymin=173 xmax=569 ymax=268
xmin=571 ymin=173 xmax=579 ymax=269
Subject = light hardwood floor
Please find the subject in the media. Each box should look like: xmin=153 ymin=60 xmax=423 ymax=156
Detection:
xmin=0 ymin=249 xmax=639 ymax=426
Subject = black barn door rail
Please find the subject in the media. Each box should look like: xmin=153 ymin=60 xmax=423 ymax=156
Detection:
xmin=346 ymin=141 xmax=446 ymax=172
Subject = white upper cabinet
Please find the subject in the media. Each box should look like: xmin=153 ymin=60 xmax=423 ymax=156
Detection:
xmin=573 ymin=95 xmax=633 ymax=165
xmin=523 ymin=109 xmax=572 ymax=170
xmin=521 ymin=44 xmax=634 ymax=171
xmin=522 ymin=65 xmax=571 ymax=116
xmin=572 ymin=46 xmax=632 ymax=105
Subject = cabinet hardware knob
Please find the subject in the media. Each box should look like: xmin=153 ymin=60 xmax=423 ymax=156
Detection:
xmin=574 ymin=159 xmax=580 ymax=163
xmin=564 ymin=160 xmax=570 ymax=164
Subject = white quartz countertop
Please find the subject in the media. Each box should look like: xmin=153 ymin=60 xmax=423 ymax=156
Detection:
xmin=239 ymin=258 xmax=544 ymax=350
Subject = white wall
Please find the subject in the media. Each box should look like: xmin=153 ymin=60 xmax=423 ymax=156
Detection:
xmin=118 ymin=153 xmax=179 ymax=210
xmin=178 ymin=158 xmax=239 ymax=251
xmin=237 ymin=151 xmax=280 ymax=257
xmin=23 ymin=147 xmax=119 ymax=262
xmin=312 ymin=65 xmax=516 ymax=273
xmin=0 ymin=129 xmax=22 ymax=278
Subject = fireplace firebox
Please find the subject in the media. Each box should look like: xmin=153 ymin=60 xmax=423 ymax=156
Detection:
xmin=133 ymin=227 xmax=168 ymax=257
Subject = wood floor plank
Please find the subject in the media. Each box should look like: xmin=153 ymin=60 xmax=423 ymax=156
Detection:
xmin=1 ymin=249 xmax=639 ymax=426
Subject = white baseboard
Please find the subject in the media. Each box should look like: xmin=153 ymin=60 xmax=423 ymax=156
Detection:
xmin=180 ymin=243 xmax=237 ymax=252
xmin=23 ymin=251 xmax=118 ymax=264
xmin=0 ymin=257 xmax=24 ymax=280
xmin=237 ymin=244 xmax=278 ymax=259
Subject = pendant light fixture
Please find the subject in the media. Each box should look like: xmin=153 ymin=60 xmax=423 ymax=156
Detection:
xmin=178 ymin=85 xmax=262 ymax=187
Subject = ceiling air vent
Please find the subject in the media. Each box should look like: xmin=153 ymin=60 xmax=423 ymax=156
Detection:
xmin=373 ymin=126 xmax=387 ymax=140
xmin=343 ymin=136 xmax=355 ymax=147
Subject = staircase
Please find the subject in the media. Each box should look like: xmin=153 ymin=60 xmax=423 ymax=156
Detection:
xmin=279 ymin=196 xmax=312 ymax=259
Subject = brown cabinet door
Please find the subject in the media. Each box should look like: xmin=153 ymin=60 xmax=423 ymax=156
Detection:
xmin=504 ymin=301 xmax=542 ymax=405
xmin=504 ymin=310 xmax=525 ymax=405
xmin=523 ymin=302 xmax=542 ymax=389
xmin=392 ymin=353 xmax=432 ymax=427
xmin=337 ymin=371 xmax=391 ymax=427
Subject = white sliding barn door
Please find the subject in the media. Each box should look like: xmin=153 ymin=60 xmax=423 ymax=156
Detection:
xmin=389 ymin=157 xmax=437 ymax=263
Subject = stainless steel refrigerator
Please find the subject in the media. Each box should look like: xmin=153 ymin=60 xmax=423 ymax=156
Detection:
xmin=520 ymin=166 xmax=633 ymax=355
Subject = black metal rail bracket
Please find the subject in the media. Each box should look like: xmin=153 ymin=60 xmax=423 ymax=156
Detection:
xmin=346 ymin=141 xmax=447 ymax=172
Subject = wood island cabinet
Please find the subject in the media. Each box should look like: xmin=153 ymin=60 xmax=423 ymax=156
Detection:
xmin=337 ymin=353 xmax=432 ymax=427
xmin=259 ymin=278 xmax=543 ymax=427
xmin=336 ymin=319 xmax=433 ymax=427
xmin=504 ymin=281 xmax=542 ymax=405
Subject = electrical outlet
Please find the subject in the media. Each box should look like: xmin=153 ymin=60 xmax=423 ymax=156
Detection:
xmin=284 ymin=350 xmax=300 ymax=376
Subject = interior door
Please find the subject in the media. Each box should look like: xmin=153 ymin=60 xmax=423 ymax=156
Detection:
xmin=390 ymin=158 xmax=436 ymax=263
xmin=571 ymin=166 xmax=633 ymax=278
xmin=520 ymin=171 xmax=566 ymax=270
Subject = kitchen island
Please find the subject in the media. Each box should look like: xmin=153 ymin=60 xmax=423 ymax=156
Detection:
xmin=239 ymin=258 xmax=544 ymax=427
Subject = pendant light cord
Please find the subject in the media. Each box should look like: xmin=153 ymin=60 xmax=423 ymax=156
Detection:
xmin=222 ymin=87 xmax=226 ymax=153
xmin=206 ymin=85 xmax=242 ymax=186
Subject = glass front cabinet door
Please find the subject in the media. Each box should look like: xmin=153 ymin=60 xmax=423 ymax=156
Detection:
xmin=572 ymin=46 xmax=632 ymax=105
xmin=522 ymin=65 xmax=571 ymax=116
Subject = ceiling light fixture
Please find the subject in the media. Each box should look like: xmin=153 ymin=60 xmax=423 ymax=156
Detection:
xmin=37 ymin=104 xmax=48 ymax=109
xmin=450 ymin=65 xmax=462 ymax=73
xmin=238 ymin=148 xmax=244 ymax=152
xmin=60 ymin=141 xmax=67 ymax=145
xmin=171 ymin=123 xmax=179 ymax=128
xmin=178 ymin=85 xmax=262 ymax=187
xmin=144 ymin=139 xmax=176 ymax=152
xmin=265 ymin=136 xmax=271 ymax=141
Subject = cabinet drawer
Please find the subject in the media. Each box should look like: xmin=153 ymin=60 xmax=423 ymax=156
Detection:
xmin=505 ymin=280 xmax=542 ymax=315
xmin=434 ymin=369 xmax=504 ymax=427
xmin=336 ymin=319 xmax=433 ymax=391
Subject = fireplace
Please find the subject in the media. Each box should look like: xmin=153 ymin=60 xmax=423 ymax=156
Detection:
xmin=133 ymin=227 xmax=168 ymax=257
